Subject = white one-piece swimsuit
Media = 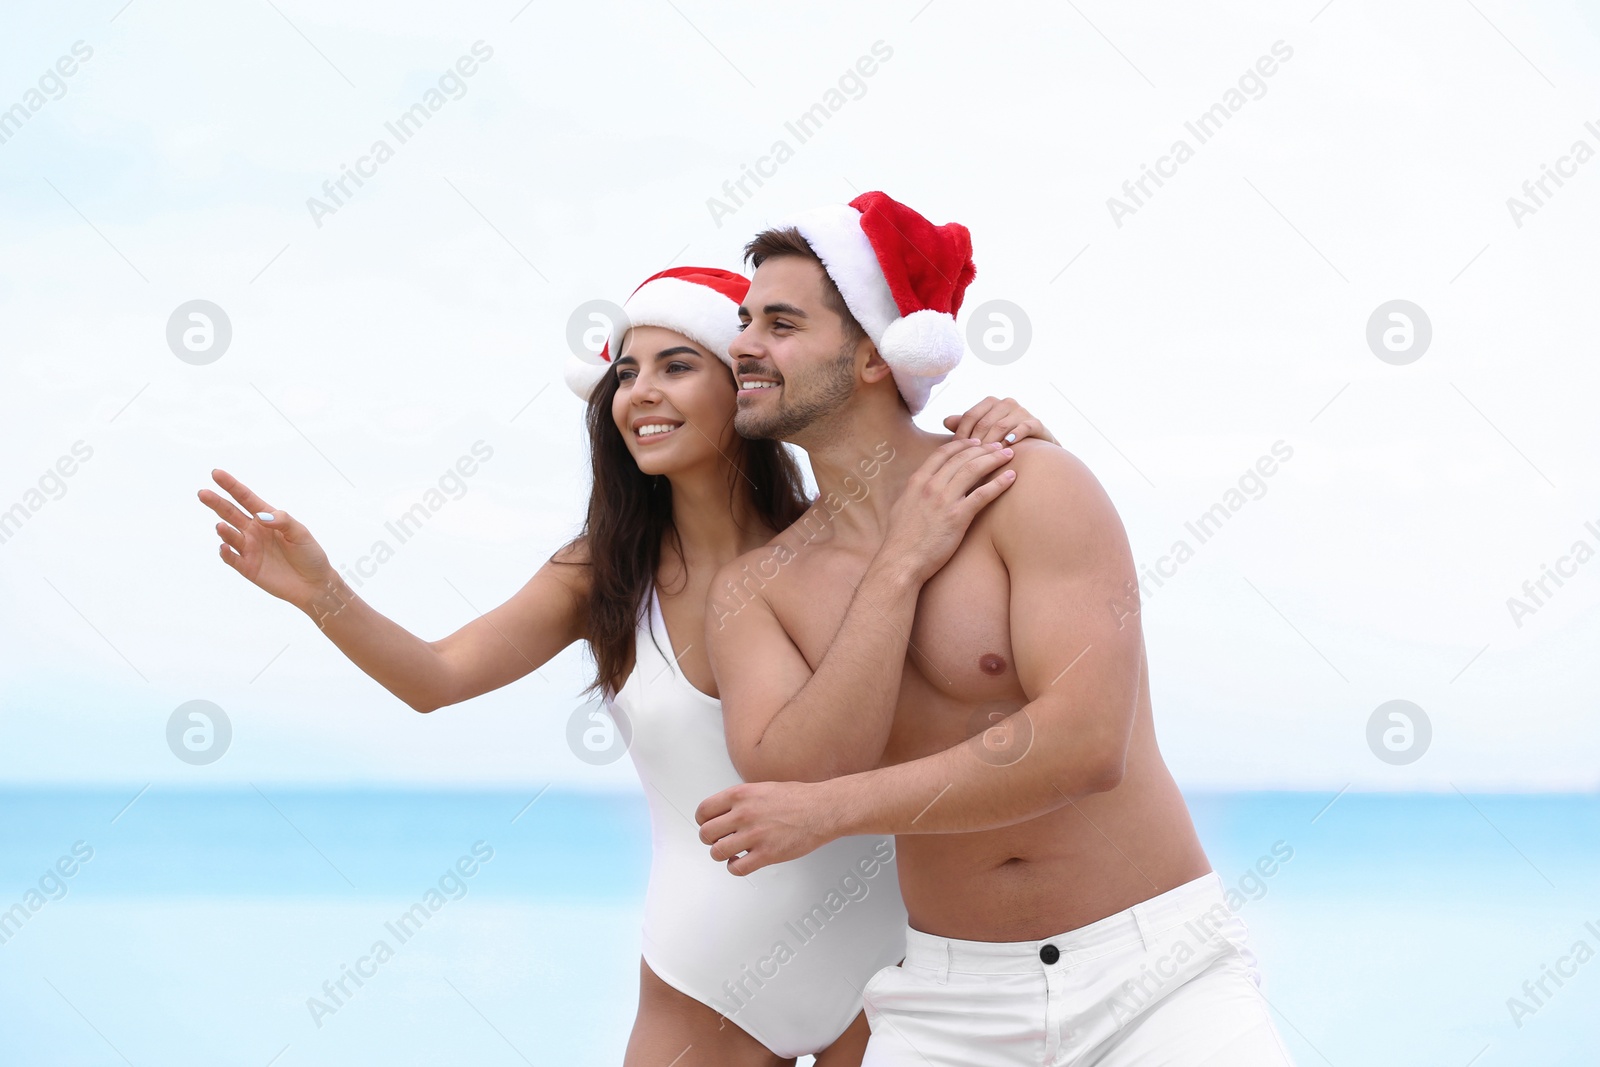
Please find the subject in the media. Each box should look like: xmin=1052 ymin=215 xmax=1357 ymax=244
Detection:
xmin=608 ymin=585 xmax=909 ymax=1058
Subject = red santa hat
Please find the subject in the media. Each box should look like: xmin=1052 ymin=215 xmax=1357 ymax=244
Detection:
xmin=564 ymin=266 xmax=749 ymax=400
xmin=775 ymin=190 xmax=976 ymax=414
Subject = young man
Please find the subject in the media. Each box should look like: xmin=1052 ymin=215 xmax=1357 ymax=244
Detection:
xmin=695 ymin=192 xmax=1296 ymax=1065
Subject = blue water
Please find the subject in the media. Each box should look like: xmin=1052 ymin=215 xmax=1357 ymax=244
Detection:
xmin=1 ymin=788 xmax=1596 ymax=1065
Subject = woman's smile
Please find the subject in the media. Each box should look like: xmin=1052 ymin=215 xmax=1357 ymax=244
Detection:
xmin=632 ymin=416 xmax=684 ymax=444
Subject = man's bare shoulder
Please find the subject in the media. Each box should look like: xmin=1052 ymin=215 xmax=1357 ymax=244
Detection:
xmin=1000 ymin=436 xmax=1094 ymax=479
xmin=985 ymin=439 xmax=1128 ymax=552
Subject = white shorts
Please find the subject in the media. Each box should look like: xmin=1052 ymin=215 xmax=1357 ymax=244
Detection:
xmin=860 ymin=873 xmax=1296 ymax=1066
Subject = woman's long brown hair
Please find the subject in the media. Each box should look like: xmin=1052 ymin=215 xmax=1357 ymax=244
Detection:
xmin=560 ymin=361 xmax=811 ymax=698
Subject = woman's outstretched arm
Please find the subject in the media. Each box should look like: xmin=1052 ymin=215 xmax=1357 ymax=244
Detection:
xmin=199 ymin=467 xmax=588 ymax=713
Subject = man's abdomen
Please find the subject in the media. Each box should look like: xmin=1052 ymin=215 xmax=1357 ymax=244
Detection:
xmin=889 ymin=734 xmax=1213 ymax=942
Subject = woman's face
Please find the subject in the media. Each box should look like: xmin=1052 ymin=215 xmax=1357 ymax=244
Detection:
xmin=610 ymin=325 xmax=740 ymax=477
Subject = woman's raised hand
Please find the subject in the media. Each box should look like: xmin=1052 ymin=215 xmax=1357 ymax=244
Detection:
xmin=198 ymin=469 xmax=338 ymax=610
xmin=943 ymin=395 xmax=1059 ymax=446
xmin=878 ymin=438 xmax=1017 ymax=585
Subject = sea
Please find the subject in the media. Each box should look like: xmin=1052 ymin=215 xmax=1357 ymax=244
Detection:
xmin=1 ymin=788 xmax=1596 ymax=1066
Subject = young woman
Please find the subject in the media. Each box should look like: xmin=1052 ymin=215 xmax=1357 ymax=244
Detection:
xmin=198 ymin=266 xmax=1057 ymax=1066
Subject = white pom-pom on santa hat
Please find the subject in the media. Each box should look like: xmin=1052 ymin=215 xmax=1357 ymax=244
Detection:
xmin=781 ymin=191 xmax=976 ymax=415
xmin=878 ymin=309 xmax=966 ymax=417
xmin=879 ymin=308 xmax=965 ymax=376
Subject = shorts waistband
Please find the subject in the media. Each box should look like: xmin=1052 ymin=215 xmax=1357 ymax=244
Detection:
xmin=902 ymin=871 xmax=1229 ymax=975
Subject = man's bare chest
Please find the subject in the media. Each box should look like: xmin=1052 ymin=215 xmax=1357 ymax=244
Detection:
xmin=766 ymin=532 xmax=1023 ymax=706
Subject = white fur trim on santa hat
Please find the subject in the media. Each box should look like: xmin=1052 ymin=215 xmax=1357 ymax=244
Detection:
xmin=893 ymin=373 xmax=942 ymax=416
xmin=609 ymin=275 xmax=742 ymax=367
xmin=783 ymin=203 xmax=900 ymax=345
xmin=880 ymin=308 xmax=962 ymax=416
xmin=564 ymin=352 xmax=609 ymax=400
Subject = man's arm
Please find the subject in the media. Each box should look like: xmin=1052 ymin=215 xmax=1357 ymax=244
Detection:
xmin=710 ymin=438 xmax=1019 ymax=784
xmin=707 ymin=547 xmax=921 ymax=783
xmin=697 ymin=446 xmax=1143 ymax=872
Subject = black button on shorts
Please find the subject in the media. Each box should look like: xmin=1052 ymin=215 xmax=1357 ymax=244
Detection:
xmin=1039 ymin=943 xmax=1060 ymax=964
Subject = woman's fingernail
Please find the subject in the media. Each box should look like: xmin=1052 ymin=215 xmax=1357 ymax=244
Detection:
xmin=256 ymin=512 xmax=275 ymax=521
xmin=1004 ymin=432 xmax=1017 ymax=443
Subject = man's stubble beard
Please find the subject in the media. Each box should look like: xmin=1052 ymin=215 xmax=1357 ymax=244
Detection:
xmin=734 ymin=341 xmax=859 ymax=444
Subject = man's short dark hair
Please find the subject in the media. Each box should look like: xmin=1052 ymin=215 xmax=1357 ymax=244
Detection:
xmin=743 ymin=227 xmax=867 ymax=347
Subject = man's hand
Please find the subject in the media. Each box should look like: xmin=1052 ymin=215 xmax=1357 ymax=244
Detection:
xmin=695 ymin=780 xmax=837 ymax=876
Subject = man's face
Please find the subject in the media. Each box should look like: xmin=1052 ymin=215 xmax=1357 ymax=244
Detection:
xmin=729 ymin=255 xmax=863 ymax=443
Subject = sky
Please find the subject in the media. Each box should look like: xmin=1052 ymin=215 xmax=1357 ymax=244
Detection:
xmin=2 ymin=0 xmax=1598 ymax=791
